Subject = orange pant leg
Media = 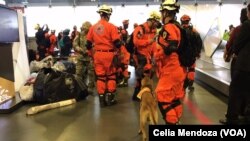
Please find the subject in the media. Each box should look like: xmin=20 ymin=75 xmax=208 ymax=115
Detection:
xmin=94 ymin=52 xmax=116 ymax=94
xmin=120 ymin=46 xmax=130 ymax=78
xmin=156 ymin=67 xmax=185 ymax=124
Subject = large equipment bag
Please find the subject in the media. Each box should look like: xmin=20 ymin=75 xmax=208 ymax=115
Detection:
xmin=33 ymin=68 xmax=88 ymax=104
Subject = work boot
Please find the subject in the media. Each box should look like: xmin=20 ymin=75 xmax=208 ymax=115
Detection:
xmin=132 ymin=87 xmax=140 ymax=101
xmin=99 ymin=94 xmax=106 ymax=108
xmin=123 ymin=77 xmax=128 ymax=87
xmin=117 ymin=78 xmax=125 ymax=87
xmin=188 ymin=80 xmax=194 ymax=91
xmin=188 ymin=86 xmax=194 ymax=91
xmin=165 ymin=121 xmax=179 ymax=125
xmin=117 ymin=78 xmax=128 ymax=87
xmin=106 ymin=93 xmax=117 ymax=106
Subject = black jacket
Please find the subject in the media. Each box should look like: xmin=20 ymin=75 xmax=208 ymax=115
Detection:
xmin=233 ymin=20 xmax=250 ymax=72
xmin=60 ymin=36 xmax=72 ymax=57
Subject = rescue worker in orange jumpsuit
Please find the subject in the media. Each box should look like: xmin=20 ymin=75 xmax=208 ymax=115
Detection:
xmin=117 ymin=19 xmax=130 ymax=87
xmin=132 ymin=11 xmax=161 ymax=101
xmin=49 ymin=30 xmax=57 ymax=56
xmin=128 ymin=22 xmax=139 ymax=67
xmin=86 ymin=5 xmax=122 ymax=107
xmin=117 ymin=44 xmax=130 ymax=87
xmin=121 ymin=19 xmax=129 ymax=43
xmin=154 ymin=0 xmax=186 ymax=124
xmin=180 ymin=14 xmax=199 ymax=91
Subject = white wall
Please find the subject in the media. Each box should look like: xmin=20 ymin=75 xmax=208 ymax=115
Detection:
xmin=177 ymin=4 xmax=245 ymax=56
xmin=0 ymin=0 xmax=5 ymax=5
xmin=25 ymin=5 xmax=161 ymax=37
xmin=24 ymin=4 xmax=246 ymax=38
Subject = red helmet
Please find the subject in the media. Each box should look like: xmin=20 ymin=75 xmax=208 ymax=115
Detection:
xmin=133 ymin=23 xmax=138 ymax=28
xmin=180 ymin=14 xmax=191 ymax=22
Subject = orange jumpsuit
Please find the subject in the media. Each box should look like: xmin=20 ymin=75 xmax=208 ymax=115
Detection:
xmin=87 ymin=19 xmax=121 ymax=95
xmin=154 ymin=22 xmax=186 ymax=124
xmin=133 ymin=22 xmax=156 ymax=68
xmin=132 ymin=22 xmax=157 ymax=100
xmin=49 ymin=34 xmax=57 ymax=56
xmin=118 ymin=28 xmax=130 ymax=81
xmin=119 ymin=45 xmax=130 ymax=78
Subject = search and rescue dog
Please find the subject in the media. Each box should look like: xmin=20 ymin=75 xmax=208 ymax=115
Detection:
xmin=137 ymin=75 xmax=158 ymax=141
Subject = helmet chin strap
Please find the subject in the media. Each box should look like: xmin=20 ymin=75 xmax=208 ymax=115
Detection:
xmin=161 ymin=11 xmax=168 ymax=24
xmin=106 ymin=15 xmax=110 ymax=21
xmin=101 ymin=14 xmax=110 ymax=21
xmin=162 ymin=11 xmax=175 ymax=24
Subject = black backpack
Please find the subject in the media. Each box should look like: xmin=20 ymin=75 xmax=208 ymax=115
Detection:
xmin=58 ymin=60 xmax=76 ymax=74
xmin=176 ymin=24 xmax=203 ymax=67
xmin=125 ymin=25 xmax=145 ymax=54
xmin=33 ymin=68 xmax=88 ymax=104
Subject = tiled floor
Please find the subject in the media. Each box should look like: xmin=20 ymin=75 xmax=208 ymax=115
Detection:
xmin=0 ymin=61 xmax=228 ymax=141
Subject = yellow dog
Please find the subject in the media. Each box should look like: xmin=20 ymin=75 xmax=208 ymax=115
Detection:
xmin=137 ymin=75 xmax=158 ymax=141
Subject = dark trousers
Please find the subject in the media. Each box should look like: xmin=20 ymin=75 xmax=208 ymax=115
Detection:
xmin=230 ymin=58 xmax=236 ymax=79
xmin=226 ymin=70 xmax=250 ymax=120
xmin=135 ymin=54 xmax=147 ymax=79
xmin=37 ymin=45 xmax=46 ymax=61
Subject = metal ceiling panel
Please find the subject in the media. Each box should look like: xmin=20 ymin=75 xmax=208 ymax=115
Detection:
xmin=5 ymin=0 xmax=248 ymax=6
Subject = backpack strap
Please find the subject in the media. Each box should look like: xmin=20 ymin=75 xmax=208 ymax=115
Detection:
xmin=158 ymin=99 xmax=181 ymax=121
xmin=157 ymin=25 xmax=179 ymax=55
xmin=157 ymin=27 xmax=169 ymax=47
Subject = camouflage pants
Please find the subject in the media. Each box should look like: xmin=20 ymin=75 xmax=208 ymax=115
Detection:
xmin=75 ymin=56 xmax=95 ymax=92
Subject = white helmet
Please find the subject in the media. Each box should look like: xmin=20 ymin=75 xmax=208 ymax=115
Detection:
xmin=34 ymin=23 xmax=40 ymax=30
xmin=149 ymin=11 xmax=161 ymax=21
xmin=160 ymin=0 xmax=180 ymax=12
xmin=97 ymin=4 xmax=112 ymax=15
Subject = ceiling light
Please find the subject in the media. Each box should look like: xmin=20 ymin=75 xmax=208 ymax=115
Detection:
xmin=22 ymin=1 xmax=28 ymax=8
xmin=243 ymin=0 xmax=247 ymax=5
xmin=217 ymin=0 xmax=222 ymax=6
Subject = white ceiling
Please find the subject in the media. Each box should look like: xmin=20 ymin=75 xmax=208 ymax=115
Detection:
xmin=5 ymin=0 xmax=249 ymax=7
